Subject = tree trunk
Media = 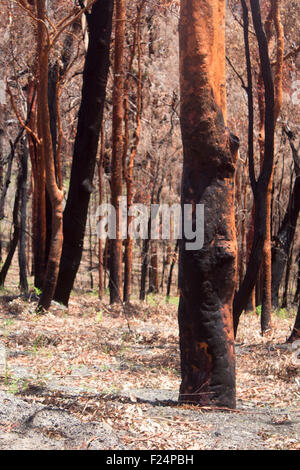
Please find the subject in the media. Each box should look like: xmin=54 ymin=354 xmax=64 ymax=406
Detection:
xmin=178 ymin=0 xmax=239 ymax=408
xmin=123 ymin=7 xmax=143 ymax=303
xmin=18 ymin=136 xmax=29 ymax=293
xmin=288 ymin=301 xmax=300 ymax=343
xmin=148 ymin=241 xmax=159 ymax=294
xmin=233 ymin=0 xmax=275 ymax=336
xmin=294 ymin=252 xmax=300 ymax=305
xmin=271 ymin=174 xmax=300 ymax=307
xmin=166 ymin=241 xmax=178 ymax=300
xmin=261 ymin=0 xmax=284 ymax=335
xmin=36 ymin=0 xmax=64 ymax=311
xmin=272 ymin=127 xmax=300 ymax=307
xmin=110 ymin=0 xmax=126 ymax=304
xmin=0 ymin=173 xmax=22 ymax=286
xmin=54 ymin=0 xmax=114 ymax=306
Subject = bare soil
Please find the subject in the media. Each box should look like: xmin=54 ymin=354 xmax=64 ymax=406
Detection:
xmin=0 ymin=292 xmax=299 ymax=450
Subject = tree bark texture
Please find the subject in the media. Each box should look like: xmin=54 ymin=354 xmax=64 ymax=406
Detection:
xmin=110 ymin=0 xmax=126 ymax=304
xmin=54 ymin=0 xmax=114 ymax=306
xmin=178 ymin=0 xmax=239 ymax=408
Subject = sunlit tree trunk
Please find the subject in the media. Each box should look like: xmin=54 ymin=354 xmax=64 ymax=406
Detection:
xmin=178 ymin=0 xmax=239 ymax=408
xmin=36 ymin=0 xmax=64 ymax=311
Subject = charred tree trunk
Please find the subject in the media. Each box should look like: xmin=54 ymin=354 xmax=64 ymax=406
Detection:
xmin=110 ymin=0 xmax=126 ymax=304
xmin=260 ymin=0 xmax=284 ymax=335
xmin=148 ymin=241 xmax=159 ymax=294
xmin=140 ymin=235 xmax=150 ymax=301
xmin=18 ymin=136 xmax=29 ymax=293
xmin=54 ymin=0 xmax=114 ymax=306
xmin=271 ymin=174 xmax=300 ymax=307
xmin=166 ymin=241 xmax=178 ymax=300
xmin=294 ymin=252 xmax=300 ymax=305
xmin=36 ymin=0 xmax=64 ymax=311
xmin=0 ymin=173 xmax=22 ymax=286
xmin=288 ymin=301 xmax=300 ymax=343
xmin=178 ymin=0 xmax=239 ymax=408
xmin=233 ymin=0 xmax=275 ymax=336
xmin=272 ymin=127 xmax=300 ymax=307
xmin=123 ymin=7 xmax=143 ymax=303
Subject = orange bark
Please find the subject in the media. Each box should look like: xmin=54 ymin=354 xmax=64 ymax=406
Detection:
xmin=36 ymin=0 xmax=64 ymax=311
xmin=178 ymin=0 xmax=238 ymax=408
xmin=261 ymin=0 xmax=284 ymax=334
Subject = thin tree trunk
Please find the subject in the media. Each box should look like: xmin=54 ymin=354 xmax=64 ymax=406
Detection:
xmin=123 ymin=5 xmax=143 ymax=302
xmin=98 ymin=125 xmax=104 ymax=299
xmin=54 ymin=0 xmax=114 ymax=306
xmin=36 ymin=0 xmax=64 ymax=311
xmin=261 ymin=0 xmax=284 ymax=335
xmin=271 ymin=128 xmax=300 ymax=307
xmin=166 ymin=241 xmax=178 ymax=300
xmin=110 ymin=0 xmax=126 ymax=304
xmin=148 ymin=241 xmax=159 ymax=294
xmin=18 ymin=136 xmax=29 ymax=293
xmin=294 ymin=252 xmax=300 ymax=305
xmin=288 ymin=301 xmax=300 ymax=342
xmin=178 ymin=0 xmax=239 ymax=408
xmin=0 ymin=173 xmax=22 ymax=286
xmin=233 ymin=0 xmax=275 ymax=336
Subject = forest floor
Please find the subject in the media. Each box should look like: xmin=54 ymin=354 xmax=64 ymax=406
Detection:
xmin=0 ymin=290 xmax=299 ymax=450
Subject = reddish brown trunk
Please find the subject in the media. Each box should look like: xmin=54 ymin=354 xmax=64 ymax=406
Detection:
xmin=123 ymin=4 xmax=143 ymax=303
xmin=261 ymin=0 xmax=284 ymax=335
xmin=36 ymin=0 xmax=64 ymax=311
xmin=178 ymin=0 xmax=238 ymax=408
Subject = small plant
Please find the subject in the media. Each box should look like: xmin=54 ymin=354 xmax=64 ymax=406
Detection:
xmin=34 ymin=286 xmax=42 ymax=296
xmin=96 ymin=310 xmax=103 ymax=323
xmin=256 ymin=305 xmax=262 ymax=316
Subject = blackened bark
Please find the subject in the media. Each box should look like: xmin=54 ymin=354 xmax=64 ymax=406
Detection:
xmin=294 ymin=252 xmax=300 ymax=304
xmin=166 ymin=241 xmax=178 ymax=300
xmin=54 ymin=0 xmax=114 ymax=305
xmin=233 ymin=0 xmax=275 ymax=336
xmin=271 ymin=175 xmax=300 ymax=307
xmin=178 ymin=0 xmax=238 ymax=408
xmin=288 ymin=301 xmax=300 ymax=342
xmin=0 ymin=173 xmax=21 ymax=286
xmin=140 ymin=237 xmax=150 ymax=301
xmin=18 ymin=137 xmax=29 ymax=292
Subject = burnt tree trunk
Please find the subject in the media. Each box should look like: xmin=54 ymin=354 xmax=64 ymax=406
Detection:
xmin=288 ymin=301 xmax=300 ymax=343
xmin=18 ymin=136 xmax=29 ymax=293
xmin=0 ymin=173 xmax=22 ymax=286
xmin=260 ymin=0 xmax=283 ymax=335
xmin=233 ymin=0 xmax=275 ymax=336
xmin=271 ymin=174 xmax=300 ymax=307
xmin=166 ymin=241 xmax=178 ymax=300
xmin=272 ymin=127 xmax=300 ymax=307
xmin=294 ymin=252 xmax=300 ymax=305
xmin=178 ymin=0 xmax=239 ymax=408
xmin=54 ymin=0 xmax=114 ymax=306
xmin=109 ymin=0 xmax=126 ymax=304
xmin=36 ymin=0 xmax=64 ymax=312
